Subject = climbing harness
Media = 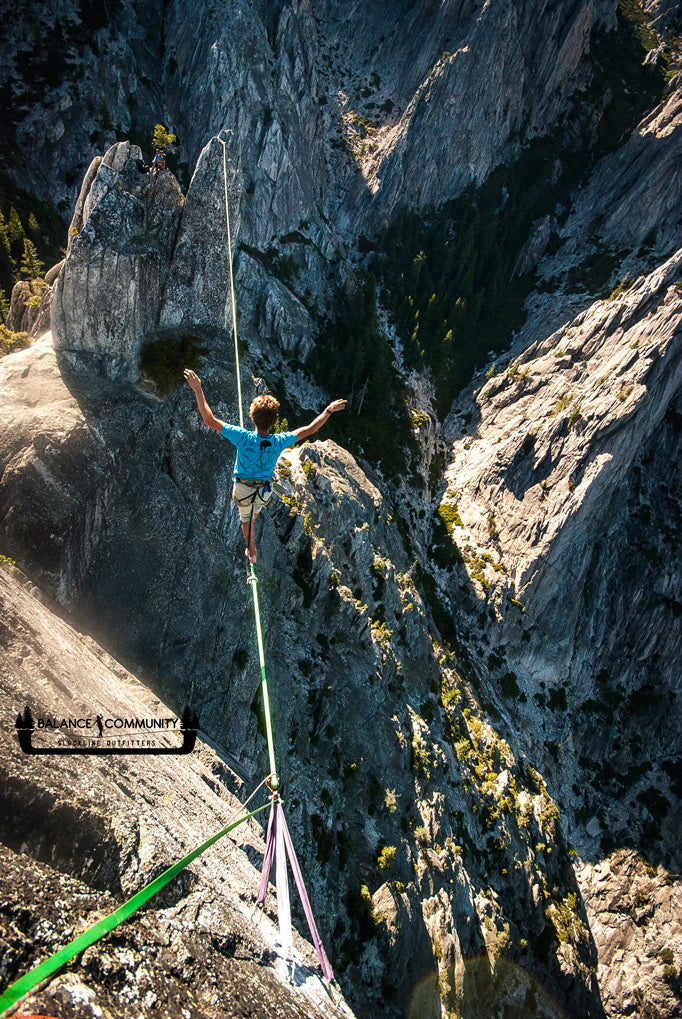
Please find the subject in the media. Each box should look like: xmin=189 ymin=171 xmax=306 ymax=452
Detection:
xmin=218 ymin=133 xmax=335 ymax=987
xmin=234 ymin=478 xmax=272 ymax=525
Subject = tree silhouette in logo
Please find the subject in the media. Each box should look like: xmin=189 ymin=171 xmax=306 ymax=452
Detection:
xmin=180 ymin=706 xmax=199 ymax=753
xmin=16 ymin=705 xmax=35 ymax=753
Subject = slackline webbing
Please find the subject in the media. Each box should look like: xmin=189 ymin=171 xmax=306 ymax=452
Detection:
xmin=0 ymin=801 xmax=268 ymax=1017
xmin=217 ymin=137 xmax=333 ymax=982
xmin=257 ymin=801 xmax=334 ymax=982
xmin=218 ymin=134 xmax=279 ymax=792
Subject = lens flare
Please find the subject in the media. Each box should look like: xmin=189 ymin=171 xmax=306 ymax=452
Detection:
xmin=407 ymin=954 xmax=571 ymax=1019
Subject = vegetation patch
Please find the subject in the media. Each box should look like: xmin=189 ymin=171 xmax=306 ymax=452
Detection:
xmin=438 ymin=500 xmax=463 ymax=530
xmin=618 ymin=0 xmax=660 ymax=54
xmin=341 ymin=883 xmax=381 ymax=967
xmin=307 ymin=277 xmax=415 ymax=475
xmin=0 ymin=194 xmax=62 ymax=320
xmin=500 ymin=672 xmax=521 ymax=699
xmin=361 ymin=4 xmax=667 ymax=418
xmin=588 ymin=3 xmax=667 ymax=158
xmin=608 ymin=275 xmax=634 ymax=301
xmin=377 ymin=845 xmax=396 ymax=871
xmin=0 ymin=324 xmax=31 ymax=358
xmin=545 ymin=892 xmax=585 ymax=945
xmin=409 ymin=409 xmax=430 ymax=428
xmin=568 ymin=403 xmax=583 ymax=430
xmin=561 ymin=246 xmax=628 ymax=297
xmin=551 ymin=394 xmax=574 ymax=417
xmin=369 ymin=159 xmax=541 ymax=415
xmin=139 ymin=331 xmax=208 ymax=395
xmin=431 ymin=511 xmax=464 ymax=570
xmin=311 ymin=813 xmax=334 ymax=865
xmin=547 ymin=686 xmax=568 ymax=711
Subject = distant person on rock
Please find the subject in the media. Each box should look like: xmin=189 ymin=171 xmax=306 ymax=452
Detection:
xmin=184 ymin=369 xmax=346 ymax=563
xmin=152 ymin=150 xmax=166 ymax=173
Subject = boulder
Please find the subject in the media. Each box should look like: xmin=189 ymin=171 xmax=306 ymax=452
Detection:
xmin=6 ymin=279 xmax=51 ymax=337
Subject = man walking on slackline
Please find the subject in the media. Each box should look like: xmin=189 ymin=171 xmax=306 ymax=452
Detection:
xmin=184 ymin=369 xmax=347 ymax=563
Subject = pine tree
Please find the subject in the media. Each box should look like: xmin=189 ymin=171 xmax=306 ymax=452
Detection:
xmin=7 ymin=207 xmax=23 ymax=256
xmin=413 ymin=249 xmax=426 ymax=287
xmin=0 ymin=212 xmax=15 ymax=295
xmin=19 ymin=238 xmax=44 ymax=280
xmin=0 ymin=211 xmax=11 ymax=255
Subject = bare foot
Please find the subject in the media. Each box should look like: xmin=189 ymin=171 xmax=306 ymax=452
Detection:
xmin=245 ymin=545 xmax=257 ymax=564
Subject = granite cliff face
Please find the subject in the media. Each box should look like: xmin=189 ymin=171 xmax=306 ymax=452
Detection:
xmin=2 ymin=1 xmax=682 ymax=1017
xmin=3 ymin=0 xmax=615 ymax=228
xmin=0 ymin=322 xmax=604 ymax=1018
xmin=438 ymin=252 xmax=682 ymax=1015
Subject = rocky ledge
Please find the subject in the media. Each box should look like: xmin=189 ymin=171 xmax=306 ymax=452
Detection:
xmin=0 ymin=562 xmax=352 ymax=1019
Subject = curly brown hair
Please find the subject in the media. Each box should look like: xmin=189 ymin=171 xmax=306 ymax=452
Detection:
xmin=250 ymin=394 xmax=280 ymax=431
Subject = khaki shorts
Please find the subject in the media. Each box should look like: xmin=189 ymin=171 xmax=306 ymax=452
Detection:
xmin=233 ymin=478 xmax=273 ymax=522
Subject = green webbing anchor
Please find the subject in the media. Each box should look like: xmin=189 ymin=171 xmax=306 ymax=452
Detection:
xmin=0 ymin=801 xmax=269 ymax=1018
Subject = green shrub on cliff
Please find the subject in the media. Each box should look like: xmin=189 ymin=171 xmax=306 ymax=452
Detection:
xmin=377 ymin=845 xmax=396 ymax=870
xmin=152 ymin=123 xmax=177 ymax=150
xmin=0 ymin=324 xmax=31 ymax=357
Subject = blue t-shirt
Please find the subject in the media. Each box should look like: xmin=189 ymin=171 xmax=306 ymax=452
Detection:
xmin=221 ymin=424 xmax=297 ymax=480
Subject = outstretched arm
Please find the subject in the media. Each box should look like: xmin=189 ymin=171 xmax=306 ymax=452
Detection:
xmin=294 ymin=399 xmax=347 ymax=442
xmin=184 ymin=369 xmax=225 ymax=433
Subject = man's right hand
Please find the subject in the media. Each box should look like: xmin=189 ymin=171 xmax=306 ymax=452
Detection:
xmin=326 ymin=399 xmax=347 ymax=414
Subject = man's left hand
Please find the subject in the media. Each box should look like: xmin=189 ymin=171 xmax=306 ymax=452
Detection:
xmin=184 ymin=368 xmax=202 ymax=393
